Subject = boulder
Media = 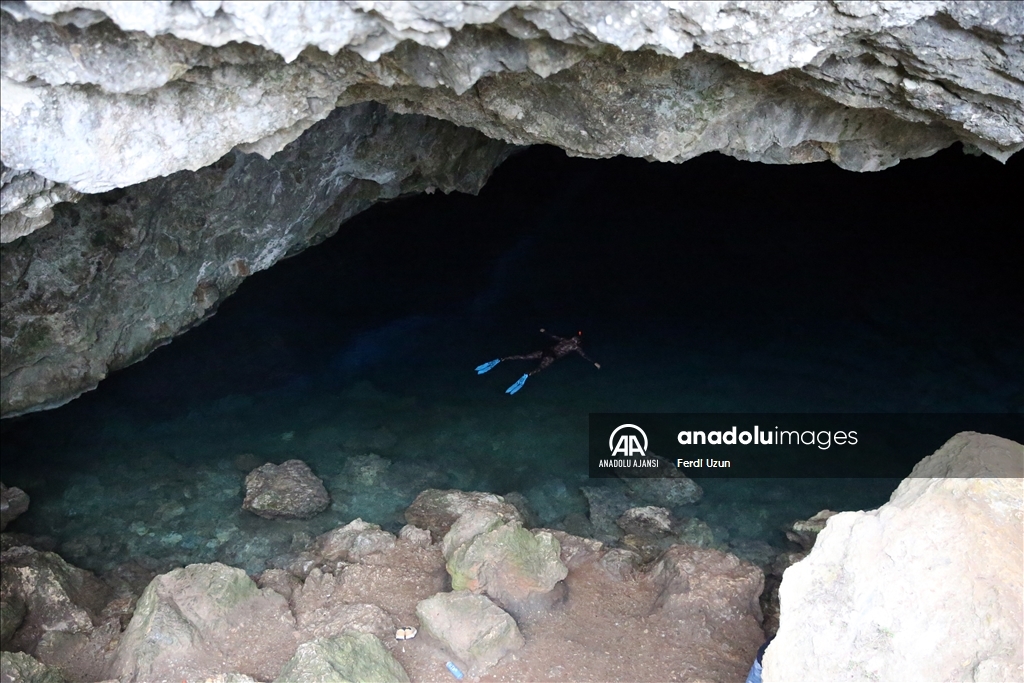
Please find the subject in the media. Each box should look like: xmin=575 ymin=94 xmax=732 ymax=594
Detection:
xmin=765 ymin=432 xmax=1024 ymax=683
xmin=443 ymin=515 xmax=567 ymax=616
xmin=397 ymin=524 xmax=432 ymax=548
xmin=110 ymin=562 xmax=297 ymax=683
xmin=617 ymin=506 xmax=673 ymax=536
xmin=0 ymin=546 xmax=108 ymax=653
xmin=243 ymin=459 xmax=330 ymax=520
xmin=291 ymin=568 xmax=395 ymax=641
xmin=623 ymin=468 xmax=704 ymax=507
xmin=314 ymin=519 xmax=396 ymax=564
xmin=416 ymin=591 xmax=524 ymax=675
xmin=784 ymin=509 xmax=837 ymax=552
xmin=404 ymin=489 xmax=521 ymax=541
xmin=651 ymin=545 xmax=765 ymax=640
xmin=275 ymin=633 xmax=409 ymax=683
xmin=579 ymin=485 xmax=632 ymax=541
xmin=0 ymin=482 xmax=30 ymax=531
xmin=0 ymin=651 xmax=66 ymax=683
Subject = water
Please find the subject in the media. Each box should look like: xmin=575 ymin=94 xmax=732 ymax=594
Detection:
xmin=2 ymin=145 xmax=1020 ymax=575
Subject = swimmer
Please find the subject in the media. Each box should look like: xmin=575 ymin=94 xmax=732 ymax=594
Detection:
xmin=475 ymin=329 xmax=601 ymax=394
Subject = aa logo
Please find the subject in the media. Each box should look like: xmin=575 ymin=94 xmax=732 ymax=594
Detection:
xmin=609 ymin=424 xmax=648 ymax=457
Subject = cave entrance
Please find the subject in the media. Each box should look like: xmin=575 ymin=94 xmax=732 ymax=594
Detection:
xmin=2 ymin=144 xmax=1021 ymax=578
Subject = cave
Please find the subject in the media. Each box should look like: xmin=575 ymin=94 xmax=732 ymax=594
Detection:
xmin=1 ymin=3 xmax=1022 ymax=683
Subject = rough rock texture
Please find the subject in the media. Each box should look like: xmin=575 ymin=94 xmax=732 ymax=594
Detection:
xmin=404 ymin=489 xmax=523 ymax=541
xmin=110 ymin=562 xmax=298 ymax=683
xmin=0 ymin=545 xmax=109 ymax=655
xmin=2 ymin=1 xmax=1021 ymax=416
xmin=765 ymin=432 xmax=1024 ymax=683
xmin=291 ymin=568 xmax=395 ymax=641
xmin=0 ymin=103 xmax=513 ymax=417
xmin=242 ymin=459 xmax=330 ymax=520
xmin=442 ymin=512 xmax=568 ymax=617
xmin=415 ymin=590 xmax=525 ymax=675
xmin=314 ymin=518 xmax=397 ymax=563
xmin=0 ymin=652 xmax=67 ymax=683
xmin=275 ymin=633 xmax=410 ymax=683
xmin=0 ymin=481 xmax=30 ymax=530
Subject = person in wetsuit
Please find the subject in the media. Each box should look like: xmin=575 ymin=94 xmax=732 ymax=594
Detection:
xmin=475 ymin=329 xmax=601 ymax=394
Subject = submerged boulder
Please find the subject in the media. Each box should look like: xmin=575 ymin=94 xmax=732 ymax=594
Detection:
xmin=765 ymin=432 xmax=1024 ymax=683
xmin=416 ymin=591 xmax=524 ymax=675
xmin=0 ymin=482 xmax=30 ymax=531
xmin=404 ymin=489 xmax=522 ymax=541
xmin=243 ymin=459 xmax=330 ymax=520
xmin=275 ymin=633 xmax=409 ymax=683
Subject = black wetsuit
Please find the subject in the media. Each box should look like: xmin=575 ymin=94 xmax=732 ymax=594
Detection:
xmin=502 ymin=330 xmax=600 ymax=376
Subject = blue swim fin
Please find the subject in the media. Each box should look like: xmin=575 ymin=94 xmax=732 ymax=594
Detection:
xmin=475 ymin=359 xmax=501 ymax=374
xmin=506 ymin=374 xmax=529 ymax=395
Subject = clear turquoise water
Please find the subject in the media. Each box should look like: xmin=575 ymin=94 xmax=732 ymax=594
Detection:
xmin=2 ymin=146 xmax=1020 ymax=575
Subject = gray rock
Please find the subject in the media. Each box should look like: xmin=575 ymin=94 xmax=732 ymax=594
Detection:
xmin=314 ymin=519 xmax=397 ymax=564
xmin=275 ymin=633 xmax=410 ymax=683
xmin=3 ymin=1 xmax=1020 ymax=417
xmin=292 ymin=568 xmax=395 ymax=641
xmin=415 ymin=591 xmax=524 ymax=675
xmin=784 ymin=509 xmax=838 ymax=552
xmin=650 ymin=545 xmax=765 ymax=640
xmin=0 ymin=545 xmax=108 ymax=654
xmin=765 ymin=432 xmax=1024 ymax=683
xmin=0 ymin=482 xmax=30 ymax=531
xmin=0 ymin=103 xmax=512 ymax=417
xmin=397 ymin=524 xmax=432 ymax=548
xmin=443 ymin=516 xmax=567 ymax=617
xmin=0 ymin=651 xmax=67 ymax=683
xmin=617 ymin=506 xmax=673 ymax=536
xmin=580 ymin=485 xmax=632 ymax=541
xmin=622 ymin=466 xmax=704 ymax=507
xmin=599 ymin=548 xmax=642 ymax=582
xmin=404 ymin=489 xmax=522 ymax=541
xmin=110 ymin=562 xmax=297 ymax=683
xmin=243 ymin=459 xmax=329 ymax=520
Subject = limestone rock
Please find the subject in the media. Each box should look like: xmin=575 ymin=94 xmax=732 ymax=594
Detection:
xmin=415 ymin=591 xmax=524 ymax=675
xmin=0 ymin=103 xmax=513 ymax=417
xmin=0 ymin=651 xmax=67 ymax=683
xmin=617 ymin=506 xmax=673 ymax=536
xmin=443 ymin=515 xmax=567 ymax=616
xmin=0 ymin=545 xmax=108 ymax=653
xmin=0 ymin=482 xmax=30 ymax=531
xmin=292 ymin=568 xmax=395 ymax=641
xmin=651 ymin=545 xmax=765 ymax=638
xmin=4 ymin=2 xmax=1018 ymax=417
xmin=243 ymin=459 xmax=329 ymax=520
xmin=397 ymin=524 xmax=432 ymax=548
xmin=110 ymin=562 xmax=297 ymax=683
xmin=404 ymin=489 xmax=522 ymax=541
xmin=275 ymin=633 xmax=409 ymax=683
xmin=314 ymin=519 xmax=396 ymax=564
xmin=765 ymin=432 xmax=1024 ymax=683
xmin=784 ymin=509 xmax=837 ymax=552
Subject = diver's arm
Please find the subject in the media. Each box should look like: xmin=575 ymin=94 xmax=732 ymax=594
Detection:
xmin=539 ymin=328 xmax=565 ymax=341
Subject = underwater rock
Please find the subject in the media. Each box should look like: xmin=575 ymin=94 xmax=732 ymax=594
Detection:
xmin=784 ymin=509 xmax=837 ymax=552
xmin=0 ymin=651 xmax=67 ymax=683
xmin=416 ymin=591 xmax=525 ymax=675
xmin=404 ymin=489 xmax=522 ymax=541
xmin=652 ymin=545 xmax=765 ymax=642
xmin=110 ymin=562 xmax=297 ymax=683
xmin=315 ymin=518 xmax=397 ymax=564
xmin=0 ymin=482 xmax=30 ymax=531
xmin=617 ymin=506 xmax=673 ymax=536
xmin=242 ymin=459 xmax=330 ymax=520
xmin=275 ymin=633 xmax=409 ymax=683
xmin=443 ymin=514 xmax=568 ymax=617
xmin=579 ymin=485 xmax=632 ymax=541
xmin=0 ymin=546 xmax=109 ymax=655
xmin=622 ymin=466 xmax=704 ymax=507
xmin=765 ymin=432 xmax=1024 ymax=683
xmin=500 ymin=491 xmax=541 ymax=529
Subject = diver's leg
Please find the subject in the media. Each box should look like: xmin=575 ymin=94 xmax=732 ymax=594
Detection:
xmin=502 ymin=351 xmax=544 ymax=361
xmin=528 ymin=356 xmax=556 ymax=376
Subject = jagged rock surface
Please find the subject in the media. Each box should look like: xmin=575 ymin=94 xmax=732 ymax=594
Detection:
xmin=0 ymin=103 xmax=513 ymax=416
xmin=764 ymin=432 xmax=1024 ymax=683
xmin=2 ymin=1 xmax=1022 ymax=415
